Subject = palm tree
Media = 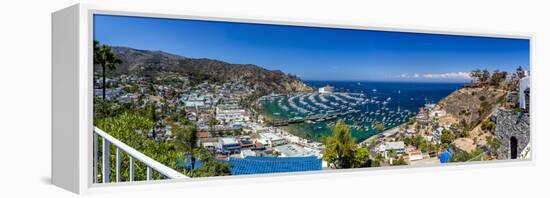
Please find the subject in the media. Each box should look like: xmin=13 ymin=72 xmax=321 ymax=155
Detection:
xmin=146 ymin=81 xmax=158 ymax=139
xmin=147 ymin=102 xmax=158 ymax=139
xmin=174 ymin=125 xmax=199 ymax=177
xmin=208 ymin=116 xmax=218 ymax=130
xmin=94 ymin=40 xmax=122 ymax=100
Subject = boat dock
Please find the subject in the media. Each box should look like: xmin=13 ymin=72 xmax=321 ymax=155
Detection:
xmin=270 ymin=110 xmax=360 ymax=126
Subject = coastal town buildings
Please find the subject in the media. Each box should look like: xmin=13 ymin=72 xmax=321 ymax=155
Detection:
xmin=219 ymin=137 xmax=241 ymax=154
xmin=416 ymin=107 xmax=431 ymax=125
xmin=95 ymin=63 xmax=531 ymax=177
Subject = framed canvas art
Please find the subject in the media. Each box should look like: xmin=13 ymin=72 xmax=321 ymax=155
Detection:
xmin=52 ymin=4 xmax=532 ymax=194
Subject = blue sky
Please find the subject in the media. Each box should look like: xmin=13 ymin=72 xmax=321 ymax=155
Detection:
xmin=94 ymin=14 xmax=530 ymax=82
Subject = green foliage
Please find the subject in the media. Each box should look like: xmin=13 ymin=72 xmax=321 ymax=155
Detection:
xmin=354 ymin=147 xmax=370 ymax=168
xmin=470 ymin=69 xmax=490 ymax=83
xmin=123 ymin=85 xmax=139 ymax=93
xmin=192 ymin=148 xmax=231 ymax=177
xmin=173 ymin=124 xmax=201 ymax=176
xmin=96 ymin=112 xmax=183 ymax=182
xmin=208 ymin=116 xmax=218 ymax=129
xmin=185 ymin=69 xmax=224 ymax=87
xmin=451 ymin=148 xmax=485 ymax=162
xmin=441 ymin=129 xmax=455 ymax=145
xmin=94 ymin=40 xmax=122 ymax=100
xmin=96 ymin=111 xmax=229 ymax=181
xmin=371 ymin=153 xmax=384 ymax=167
xmin=392 ymin=157 xmax=408 ymax=166
xmin=481 ymin=120 xmax=496 ymax=132
xmin=405 ymin=135 xmax=438 ymax=153
xmin=490 ymin=70 xmax=507 ymax=86
xmin=374 ymin=121 xmax=385 ymax=133
xmin=168 ymin=113 xmax=192 ymax=125
xmin=457 ymin=129 xmax=469 ymax=138
xmin=94 ymin=100 xmax=127 ymax=121
xmin=486 ymin=136 xmax=501 ymax=154
xmin=323 ymin=120 xmax=358 ymax=169
xmin=478 ymin=95 xmax=486 ymax=101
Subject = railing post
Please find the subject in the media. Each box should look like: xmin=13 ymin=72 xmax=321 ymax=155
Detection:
xmin=129 ymin=156 xmax=134 ymax=182
xmin=102 ymin=138 xmax=110 ymax=183
xmin=116 ymin=148 xmax=120 ymax=182
xmin=147 ymin=167 xmax=152 ymax=181
xmin=94 ymin=127 xmax=188 ymax=181
xmin=93 ymin=133 xmax=98 ymax=183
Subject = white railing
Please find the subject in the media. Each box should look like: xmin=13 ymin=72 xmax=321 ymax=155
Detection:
xmin=519 ymin=142 xmax=531 ymax=159
xmin=93 ymin=127 xmax=188 ymax=183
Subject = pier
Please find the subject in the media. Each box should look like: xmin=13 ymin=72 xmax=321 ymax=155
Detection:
xmin=270 ymin=110 xmax=360 ymax=126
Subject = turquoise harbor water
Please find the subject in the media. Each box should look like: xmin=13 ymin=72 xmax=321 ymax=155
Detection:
xmin=260 ymin=81 xmax=464 ymax=142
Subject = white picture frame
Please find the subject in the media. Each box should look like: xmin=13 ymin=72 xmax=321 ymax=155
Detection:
xmin=52 ymin=3 xmax=534 ymax=194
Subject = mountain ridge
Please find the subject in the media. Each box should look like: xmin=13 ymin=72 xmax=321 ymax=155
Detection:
xmin=101 ymin=46 xmax=313 ymax=94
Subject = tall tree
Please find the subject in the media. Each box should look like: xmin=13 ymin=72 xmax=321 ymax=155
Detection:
xmin=490 ymin=70 xmax=507 ymax=86
xmin=173 ymin=125 xmax=199 ymax=177
xmin=94 ymin=41 xmax=122 ymax=100
xmin=470 ymin=69 xmax=481 ymax=82
xmin=147 ymin=81 xmax=158 ymax=139
xmin=323 ymin=120 xmax=357 ymax=169
xmin=147 ymin=102 xmax=158 ymax=139
xmin=480 ymin=69 xmax=490 ymax=83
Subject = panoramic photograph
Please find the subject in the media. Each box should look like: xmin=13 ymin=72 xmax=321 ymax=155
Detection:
xmin=92 ymin=14 xmax=531 ymax=183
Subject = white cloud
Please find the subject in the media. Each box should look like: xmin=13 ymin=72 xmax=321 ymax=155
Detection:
xmin=399 ymin=72 xmax=472 ymax=81
xmin=399 ymin=73 xmax=421 ymax=78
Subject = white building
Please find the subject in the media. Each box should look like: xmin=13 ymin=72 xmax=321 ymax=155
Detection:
xmin=258 ymin=132 xmax=286 ymax=147
xmin=433 ymin=127 xmax=444 ymax=144
xmin=408 ymin=151 xmax=424 ymax=162
xmin=274 ymin=144 xmax=317 ymax=157
xmin=215 ymin=104 xmax=249 ymax=123
xmin=405 ymin=128 xmax=416 ymax=137
xmin=430 ymin=109 xmax=447 ymax=118
xmin=240 ymin=149 xmax=256 ymax=158
xmin=318 ymin=85 xmax=334 ymax=94
xmin=376 ymin=141 xmax=405 ymax=159
xmin=519 ymin=73 xmax=530 ymax=110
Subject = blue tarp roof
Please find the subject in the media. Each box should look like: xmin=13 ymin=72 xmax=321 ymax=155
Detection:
xmin=177 ymin=155 xmax=323 ymax=175
xmin=439 ymin=151 xmax=452 ymax=163
xmin=227 ymin=156 xmax=322 ymax=175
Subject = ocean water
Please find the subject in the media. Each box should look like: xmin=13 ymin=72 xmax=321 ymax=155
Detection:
xmin=260 ymin=81 xmax=464 ymax=142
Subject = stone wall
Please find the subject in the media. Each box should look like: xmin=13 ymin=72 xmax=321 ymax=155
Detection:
xmin=493 ymin=108 xmax=530 ymax=159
